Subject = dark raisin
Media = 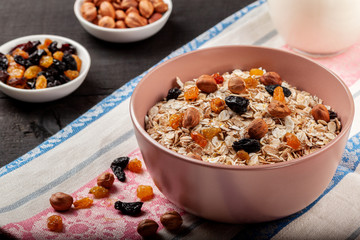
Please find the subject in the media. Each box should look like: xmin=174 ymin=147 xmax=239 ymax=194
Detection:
xmin=52 ymin=59 xmax=66 ymax=72
xmin=225 ymin=95 xmax=249 ymax=114
xmin=114 ymin=201 xmax=143 ymax=215
xmin=26 ymin=79 xmax=36 ymax=89
xmin=62 ymin=54 xmax=77 ymax=70
xmin=47 ymin=80 xmax=62 ymax=88
xmin=28 ymin=41 xmax=40 ymax=54
xmin=0 ymin=70 xmax=9 ymax=83
xmin=0 ymin=53 xmax=8 ymax=71
xmin=58 ymin=74 xmax=70 ymax=84
xmin=7 ymin=77 xmax=27 ymax=89
xmin=166 ymin=87 xmax=182 ymax=101
xmin=28 ymin=49 xmax=46 ymax=66
xmin=48 ymin=41 xmax=58 ymax=53
xmin=14 ymin=55 xmax=33 ymax=68
xmin=111 ymin=156 xmax=130 ymax=170
xmin=329 ymin=110 xmax=338 ymax=119
xmin=111 ymin=156 xmax=129 ymax=182
xmin=232 ymin=138 xmax=261 ymax=153
xmin=60 ymin=43 xmax=76 ymax=55
xmin=265 ymin=85 xmax=291 ymax=97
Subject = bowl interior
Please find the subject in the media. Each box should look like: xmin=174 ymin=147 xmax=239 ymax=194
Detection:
xmin=131 ymin=45 xmax=354 ymax=167
xmin=0 ymin=34 xmax=91 ymax=101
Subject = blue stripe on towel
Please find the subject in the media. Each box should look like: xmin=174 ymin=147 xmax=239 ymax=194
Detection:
xmin=230 ymin=132 xmax=360 ymax=240
xmin=0 ymin=0 xmax=266 ymax=177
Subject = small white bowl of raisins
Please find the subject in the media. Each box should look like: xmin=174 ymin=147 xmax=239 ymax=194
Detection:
xmin=0 ymin=34 xmax=91 ymax=102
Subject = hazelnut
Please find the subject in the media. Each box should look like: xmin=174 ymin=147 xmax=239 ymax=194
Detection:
xmin=50 ymin=192 xmax=73 ymax=211
xmin=99 ymin=1 xmax=115 ymax=18
xmin=139 ymin=0 xmax=154 ymax=19
xmin=182 ymin=107 xmax=200 ymax=128
xmin=98 ymin=16 xmax=116 ymax=28
xmin=97 ymin=172 xmax=115 ymax=189
xmin=268 ymin=100 xmax=291 ymax=118
xmin=115 ymin=10 xmax=126 ymax=20
xmin=137 ymin=219 xmax=159 ymax=237
xmin=228 ymin=75 xmax=246 ymax=94
xmin=125 ymin=12 xmax=147 ymax=28
xmin=153 ymin=1 xmax=168 ymax=13
xmin=160 ymin=211 xmax=183 ymax=231
xmin=148 ymin=12 xmax=162 ymax=23
xmin=260 ymin=72 xmax=282 ymax=86
xmin=196 ymin=74 xmax=218 ymax=93
xmin=120 ymin=0 xmax=138 ymax=10
xmin=112 ymin=2 xmax=122 ymax=10
xmin=94 ymin=0 xmax=110 ymax=7
xmin=125 ymin=6 xmax=139 ymax=15
xmin=115 ymin=20 xmax=126 ymax=28
xmin=80 ymin=2 xmax=97 ymax=22
xmin=248 ymin=119 xmax=268 ymax=139
xmin=311 ymin=104 xmax=330 ymax=122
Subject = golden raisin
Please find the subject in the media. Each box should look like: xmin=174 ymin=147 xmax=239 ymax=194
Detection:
xmin=11 ymin=48 xmax=29 ymax=59
xmin=284 ymin=133 xmax=301 ymax=150
xmin=236 ymin=150 xmax=250 ymax=161
xmin=73 ymin=197 xmax=93 ymax=209
xmin=89 ymin=186 xmax=109 ymax=198
xmin=24 ymin=66 xmax=42 ymax=79
xmin=137 ymin=185 xmax=154 ymax=201
xmin=53 ymin=51 xmax=64 ymax=61
xmin=169 ymin=113 xmax=183 ymax=129
xmin=210 ymin=98 xmax=226 ymax=114
xmin=72 ymin=54 xmax=82 ymax=72
xmin=64 ymin=70 xmax=79 ymax=80
xmin=249 ymin=68 xmax=264 ymax=76
xmin=211 ymin=72 xmax=224 ymax=84
xmin=202 ymin=127 xmax=221 ymax=140
xmin=190 ymin=131 xmax=208 ymax=148
xmin=273 ymin=86 xmax=285 ymax=103
xmin=7 ymin=66 xmax=25 ymax=79
xmin=127 ymin=158 xmax=142 ymax=173
xmin=47 ymin=215 xmax=63 ymax=232
xmin=184 ymin=86 xmax=199 ymax=101
xmin=38 ymin=38 xmax=52 ymax=49
xmin=243 ymin=77 xmax=259 ymax=89
xmin=35 ymin=75 xmax=47 ymax=89
xmin=40 ymin=55 xmax=53 ymax=68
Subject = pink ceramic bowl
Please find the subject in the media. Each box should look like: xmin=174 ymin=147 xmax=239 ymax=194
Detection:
xmin=130 ymin=46 xmax=354 ymax=223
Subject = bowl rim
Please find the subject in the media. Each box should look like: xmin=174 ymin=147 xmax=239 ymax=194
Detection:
xmin=130 ymin=45 xmax=355 ymax=171
xmin=73 ymin=0 xmax=173 ymax=33
xmin=0 ymin=34 xmax=91 ymax=95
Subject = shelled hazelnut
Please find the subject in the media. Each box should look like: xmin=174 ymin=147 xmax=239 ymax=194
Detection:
xmin=80 ymin=0 xmax=169 ymax=28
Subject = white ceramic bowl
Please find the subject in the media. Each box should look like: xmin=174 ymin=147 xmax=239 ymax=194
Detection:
xmin=74 ymin=0 xmax=172 ymax=43
xmin=0 ymin=34 xmax=91 ymax=103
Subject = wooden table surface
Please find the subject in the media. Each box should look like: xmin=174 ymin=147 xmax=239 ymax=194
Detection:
xmin=0 ymin=0 xmax=255 ymax=168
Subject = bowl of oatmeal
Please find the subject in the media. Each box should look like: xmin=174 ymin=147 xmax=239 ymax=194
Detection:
xmin=129 ymin=46 xmax=354 ymax=223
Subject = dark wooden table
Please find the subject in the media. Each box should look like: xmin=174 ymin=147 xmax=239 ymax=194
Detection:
xmin=0 ymin=0 xmax=255 ymax=168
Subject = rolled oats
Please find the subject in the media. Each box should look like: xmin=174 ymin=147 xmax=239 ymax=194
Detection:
xmin=145 ymin=69 xmax=341 ymax=166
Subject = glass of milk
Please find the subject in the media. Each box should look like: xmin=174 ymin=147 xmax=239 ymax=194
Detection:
xmin=268 ymin=0 xmax=360 ymax=57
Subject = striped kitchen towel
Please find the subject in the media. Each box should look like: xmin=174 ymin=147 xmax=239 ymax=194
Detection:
xmin=1 ymin=0 xmax=360 ymax=239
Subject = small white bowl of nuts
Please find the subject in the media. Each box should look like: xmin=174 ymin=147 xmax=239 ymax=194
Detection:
xmin=74 ymin=0 xmax=172 ymax=43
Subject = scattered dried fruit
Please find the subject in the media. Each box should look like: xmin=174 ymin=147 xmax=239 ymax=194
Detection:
xmin=111 ymin=156 xmax=129 ymax=182
xmin=190 ymin=131 xmax=208 ymax=148
xmin=89 ymin=186 xmax=109 ymax=198
xmin=232 ymin=138 xmax=261 ymax=153
xmin=137 ymin=185 xmax=154 ymax=201
xmin=210 ymin=98 xmax=226 ymax=114
xmin=114 ymin=201 xmax=143 ymax=215
xmin=128 ymin=158 xmax=142 ymax=173
xmin=166 ymin=87 xmax=182 ymax=101
xmin=184 ymin=86 xmax=199 ymax=101
xmin=73 ymin=197 xmax=93 ymax=209
xmin=273 ymin=86 xmax=285 ymax=103
xmin=47 ymin=215 xmax=63 ymax=232
xmin=284 ymin=133 xmax=301 ymax=150
xmin=225 ymin=95 xmax=249 ymax=114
